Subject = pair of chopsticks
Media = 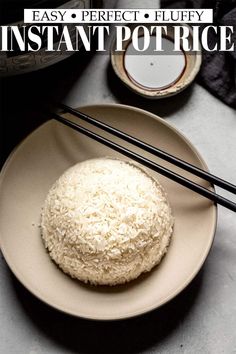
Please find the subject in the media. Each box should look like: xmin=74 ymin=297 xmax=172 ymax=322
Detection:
xmin=51 ymin=104 xmax=236 ymax=212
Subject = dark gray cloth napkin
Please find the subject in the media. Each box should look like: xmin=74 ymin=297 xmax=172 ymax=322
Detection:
xmin=161 ymin=0 xmax=236 ymax=109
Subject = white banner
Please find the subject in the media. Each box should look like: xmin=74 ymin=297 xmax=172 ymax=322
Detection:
xmin=24 ymin=9 xmax=213 ymax=24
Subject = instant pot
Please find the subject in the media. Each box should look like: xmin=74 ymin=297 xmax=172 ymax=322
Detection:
xmin=0 ymin=0 xmax=102 ymax=76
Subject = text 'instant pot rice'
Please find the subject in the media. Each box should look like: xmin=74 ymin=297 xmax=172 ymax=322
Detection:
xmin=41 ymin=158 xmax=174 ymax=286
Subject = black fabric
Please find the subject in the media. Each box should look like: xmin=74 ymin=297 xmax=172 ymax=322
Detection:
xmin=161 ymin=0 xmax=236 ymax=109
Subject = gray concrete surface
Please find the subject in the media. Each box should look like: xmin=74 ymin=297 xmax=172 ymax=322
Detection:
xmin=1 ymin=1 xmax=236 ymax=353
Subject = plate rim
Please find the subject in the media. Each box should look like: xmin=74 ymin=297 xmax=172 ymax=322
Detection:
xmin=0 ymin=103 xmax=217 ymax=321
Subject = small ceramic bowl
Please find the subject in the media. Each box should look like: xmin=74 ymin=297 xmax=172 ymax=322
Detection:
xmin=111 ymin=24 xmax=202 ymax=99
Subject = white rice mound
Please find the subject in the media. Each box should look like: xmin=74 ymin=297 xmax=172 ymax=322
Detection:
xmin=41 ymin=158 xmax=174 ymax=286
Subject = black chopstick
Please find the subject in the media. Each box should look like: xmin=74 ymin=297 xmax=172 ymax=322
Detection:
xmin=60 ymin=103 xmax=236 ymax=195
xmin=52 ymin=112 xmax=236 ymax=212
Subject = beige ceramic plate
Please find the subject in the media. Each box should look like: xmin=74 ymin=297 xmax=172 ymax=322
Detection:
xmin=0 ymin=104 xmax=216 ymax=320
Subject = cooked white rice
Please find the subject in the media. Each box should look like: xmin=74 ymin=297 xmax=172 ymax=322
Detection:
xmin=41 ymin=158 xmax=174 ymax=286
